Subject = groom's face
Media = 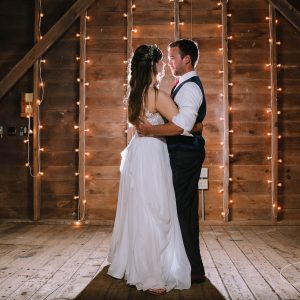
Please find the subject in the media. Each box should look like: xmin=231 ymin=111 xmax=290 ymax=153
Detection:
xmin=168 ymin=47 xmax=185 ymax=77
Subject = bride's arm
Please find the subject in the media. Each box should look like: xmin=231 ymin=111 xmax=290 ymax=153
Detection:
xmin=155 ymin=91 xmax=179 ymax=122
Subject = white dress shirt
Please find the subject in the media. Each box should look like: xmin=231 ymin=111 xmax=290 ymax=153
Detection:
xmin=171 ymin=70 xmax=203 ymax=136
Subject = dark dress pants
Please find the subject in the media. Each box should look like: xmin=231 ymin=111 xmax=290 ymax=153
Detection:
xmin=169 ymin=148 xmax=205 ymax=276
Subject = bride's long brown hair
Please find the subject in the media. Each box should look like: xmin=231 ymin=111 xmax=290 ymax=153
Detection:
xmin=125 ymin=44 xmax=162 ymax=124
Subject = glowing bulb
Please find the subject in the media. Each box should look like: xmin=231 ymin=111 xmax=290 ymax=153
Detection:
xmin=228 ymin=82 xmax=234 ymax=86
xmin=76 ymin=56 xmax=80 ymax=61
xmin=229 ymin=178 xmax=232 ymax=181
xmin=277 ymin=88 xmax=282 ymax=91
xmin=229 ymin=129 xmax=234 ymax=133
xmin=86 ymin=16 xmax=91 ymax=20
xmin=85 ymin=152 xmax=90 ymax=156
xmin=219 ymin=165 xmax=224 ymax=169
xmin=265 ymin=63 xmax=271 ymax=67
xmin=227 ymin=13 xmax=232 ymax=17
xmin=25 ymin=163 xmax=30 ymax=167
xmin=272 ymin=204 xmax=276 ymax=208
xmin=85 ymin=36 xmax=90 ymax=40
xmin=278 ymin=159 xmax=283 ymax=163
xmin=277 ymin=206 xmax=282 ymax=211
xmin=267 ymin=156 xmax=272 ymax=160
xmin=40 ymin=13 xmax=44 ymax=17
xmin=75 ymin=172 xmax=79 ymax=176
xmin=85 ymin=175 xmax=89 ymax=179
xmin=75 ymin=149 xmax=79 ymax=152
xmin=218 ymin=48 xmax=223 ymax=52
xmin=229 ymin=154 xmax=234 ymax=158
xmin=277 ymin=64 xmax=281 ymax=67
xmin=39 ymin=125 xmax=43 ymax=129
xmin=267 ymin=132 xmax=272 ymax=136
xmin=276 ymin=41 xmax=281 ymax=45
xmin=228 ymin=35 xmax=233 ymax=40
xmin=84 ymin=129 xmax=90 ymax=132
xmin=73 ymin=196 xmax=79 ymax=199
xmin=39 ymin=172 xmax=44 ymax=176
xmin=83 ymin=200 xmax=87 ymax=204
xmin=132 ymin=29 xmax=138 ymax=33
xmin=74 ymin=125 xmax=79 ymax=129
xmin=84 ymin=82 xmax=89 ymax=86
xmin=265 ymin=16 xmax=270 ymax=20
xmin=123 ymin=13 xmax=127 ymax=17
xmin=85 ymin=59 xmax=90 ymax=63
xmin=37 ymin=99 xmax=41 ymax=105
xmin=40 ymin=59 xmax=46 ymax=63
xmin=267 ymin=180 xmax=272 ymax=184
xmin=217 ymin=24 xmax=222 ymax=28
xmin=269 ymin=38 xmax=272 ymax=43
xmin=24 ymin=139 xmax=29 ymax=143
xmin=132 ymin=4 xmax=136 ymax=8
xmin=228 ymin=60 xmax=233 ymax=64
xmin=39 ymin=148 xmax=44 ymax=152
xmin=277 ymin=182 xmax=282 ymax=187
xmin=123 ymin=36 xmax=128 ymax=40
xmin=277 ymin=111 xmax=281 ymax=115
xmin=76 ymin=33 xmax=80 ymax=37
xmin=229 ymin=199 xmax=234 ymax=204
xmin=219 ymin=189 xmax=224 ymax=193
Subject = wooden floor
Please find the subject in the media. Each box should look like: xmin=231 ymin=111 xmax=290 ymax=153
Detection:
xmin=0 ymin=223 xmax=299 ymax=300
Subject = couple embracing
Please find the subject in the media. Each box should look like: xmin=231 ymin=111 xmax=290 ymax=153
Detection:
xmin=107 ymin=39 xmax=206 ymax=295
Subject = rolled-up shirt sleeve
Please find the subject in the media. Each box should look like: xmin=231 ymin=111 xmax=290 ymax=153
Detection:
xmin=171 ymin=82 xmax=203 ymax=136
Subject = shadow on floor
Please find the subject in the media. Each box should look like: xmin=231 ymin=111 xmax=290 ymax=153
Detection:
xmin=75 ymin=266 xmax=225 ymax=300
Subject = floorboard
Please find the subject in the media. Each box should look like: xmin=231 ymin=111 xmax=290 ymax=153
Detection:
xmin=0 ymin=224 xmax=299 ymax=300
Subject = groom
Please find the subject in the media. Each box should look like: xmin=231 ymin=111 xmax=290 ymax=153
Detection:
xmin=137 ymin=39 xmax=206 ymax=283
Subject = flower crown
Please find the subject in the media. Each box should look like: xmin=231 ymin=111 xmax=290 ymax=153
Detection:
xmin=144 ymin=45 xmax=156 ymax=60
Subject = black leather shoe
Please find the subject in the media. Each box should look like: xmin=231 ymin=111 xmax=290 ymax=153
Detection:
xmin=191 ymin=274 xmax=206 ymax=283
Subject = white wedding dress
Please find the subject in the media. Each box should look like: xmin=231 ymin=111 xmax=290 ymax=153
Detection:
xmin=107 ymin=110 xmax=191 ymax=292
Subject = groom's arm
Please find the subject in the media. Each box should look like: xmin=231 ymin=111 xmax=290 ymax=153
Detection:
xmin=136 ymin=119 xmax=183 ymax=137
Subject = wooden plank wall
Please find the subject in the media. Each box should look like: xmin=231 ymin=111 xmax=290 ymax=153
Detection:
xmin=84 ymin=0 xmax=127 ymax=220
xmin=38 ymin=0 xmax=79 ymax=219
xmin=227 ymin=0 xmax=272 ymax=221
xmin=0 ymin=0 xmax=34 ymax=218
xmin=277 ymin=15 xmax=300 ymax=220
xmin=0 ymin=0 xmax=299 ymax=222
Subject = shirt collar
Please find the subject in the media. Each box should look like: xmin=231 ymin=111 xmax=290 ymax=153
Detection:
xmin=178 ymin=70 xmax=197 ymax=85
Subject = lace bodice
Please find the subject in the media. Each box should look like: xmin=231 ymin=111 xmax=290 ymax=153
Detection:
xmin=145 ymin=110 xmax=164 ymax=125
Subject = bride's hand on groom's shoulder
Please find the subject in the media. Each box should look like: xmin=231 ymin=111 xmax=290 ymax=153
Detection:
xmin=136 ymin=117 xmax=152 ymax=136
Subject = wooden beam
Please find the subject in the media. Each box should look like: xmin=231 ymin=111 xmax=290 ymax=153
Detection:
xmin=0 ymin=0 xmax=97 ymax=100
xmin=174 ymin=0 xmax=180 ymax=40
xmin=221 ymin=0 xmax=230 ymax=222
xmin=269 ymin=5 xmax=279 ymax=221
xmin=79 ymin=13 xmax=87 ymax=221
xmin=267 ymin=0 xmax=300 ymax=32
xmin=33 ymin=0 xmax=41 ymax=221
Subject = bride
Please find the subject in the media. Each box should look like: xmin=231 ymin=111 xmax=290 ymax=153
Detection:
xmin=107 ymin=44 xmax=191 ymax=295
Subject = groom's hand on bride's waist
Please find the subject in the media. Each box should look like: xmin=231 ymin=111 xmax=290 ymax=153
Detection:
xmin=136 ymin=117 xmax=152 ymax=136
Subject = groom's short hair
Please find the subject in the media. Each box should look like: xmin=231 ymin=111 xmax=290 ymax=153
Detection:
xmin=169 ymin=39 xmax=199 ymax=68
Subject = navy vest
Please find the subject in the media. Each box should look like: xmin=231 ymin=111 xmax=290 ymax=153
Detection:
xmin=166 ymin=76 xmax=206 ymax=152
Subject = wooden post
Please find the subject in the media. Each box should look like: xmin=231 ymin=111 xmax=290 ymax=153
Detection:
xmin=174 ymin=0 xmax=180 ymax=40
xmin=126 ymin=0 xmax=134 ymax=144
xmin=269 ymin=5 xmax=278 ymax=221
xmin=221 ymin=0 xmax=229 ymax=222
xmin=79 ymin=13 xmax=87 ymax=221
xmin=33 ymin=0 xmax=41 ymax=221
xmin=0 ymin=0 xmax=97 ymax=100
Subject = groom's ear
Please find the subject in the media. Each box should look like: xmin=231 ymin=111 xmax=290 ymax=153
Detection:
xmin=183 ymin=55 xmax=191 ymax=65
